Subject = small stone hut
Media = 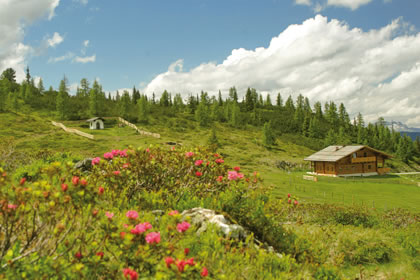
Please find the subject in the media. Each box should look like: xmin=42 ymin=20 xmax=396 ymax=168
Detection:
xmin=87 ymin=117 xmax=105 ymax=130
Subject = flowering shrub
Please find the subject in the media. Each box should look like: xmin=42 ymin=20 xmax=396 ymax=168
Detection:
xmin=0 ymin=146 xmax=301 ymax=279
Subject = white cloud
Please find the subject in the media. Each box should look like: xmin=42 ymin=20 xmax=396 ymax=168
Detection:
xmin=0 ymin=0 xmax=60 ymax=81
xmin=47 ymin=32 xmax=63 ymax=47
xmin=144 ymin=15 xmax=420 ymax=127
xmin=327 ymin=0 xmax=372 ymax=10
xmin=48 ymin=52 xmax=74 ymax=63
xmin=295 ymin=0 xmax=312 ymax=6
xmin=81 ymin=40 xmax=89 ymax=54
xmin=73 ymin=54 xmax=96 ymax=63
xmin=73 ymin=0 xmax=88 ymax=5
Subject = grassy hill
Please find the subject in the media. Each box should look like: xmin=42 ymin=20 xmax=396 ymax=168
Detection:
xmin=1 ymin=110 xmax=420 ymax=279
xmin=1 ymin=110 xmax=419 ymax=212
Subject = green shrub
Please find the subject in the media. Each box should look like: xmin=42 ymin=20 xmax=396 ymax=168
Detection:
xmin=334 ymin=227 xmax=394 ymax=265
xmin=314 ymin=265 xmax=342 ymax=280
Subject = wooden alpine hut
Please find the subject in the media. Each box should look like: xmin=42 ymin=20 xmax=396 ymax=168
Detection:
xmin=304 ymin=145 xmax=391 ymax=177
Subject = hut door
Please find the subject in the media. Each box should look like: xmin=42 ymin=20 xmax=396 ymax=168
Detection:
xmin=96 ymin=121 xmax=101 ymax=129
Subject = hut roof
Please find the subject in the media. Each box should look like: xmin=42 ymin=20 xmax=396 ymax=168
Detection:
xmin=304 ymin=145 xmax=391 ymax=162
xmin=86 ymin=117 xmax=105 ymax=122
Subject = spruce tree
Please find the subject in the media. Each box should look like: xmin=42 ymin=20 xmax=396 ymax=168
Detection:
xmin=276 ymin=93 xmax=283 ymax=108
xmin=207 ymin=126 xmax=220 ymax=148
xmin=262 ymin=121 xmax=275 ymax=146
xmin=137 ymin=95 xmax=148 ymax=123
xmin=56 ymin=77 xmax=69 ymax=120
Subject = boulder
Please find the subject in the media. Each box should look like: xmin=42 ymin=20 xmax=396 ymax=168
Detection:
xmin=181 ymin=207 xmax=247 ymax=239
xmin=74 ymin=158 xmax=93 ymax=172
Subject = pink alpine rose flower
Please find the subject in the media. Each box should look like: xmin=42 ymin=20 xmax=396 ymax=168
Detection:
xmin=194 ymin=159 xmax=203 ymax=166
xmin=228 ymin=171 xmax=244 ymax=181
xmin=168 ymin=210 xmax=179 ymax=216
xmin=98 ymin=186 xmax=104 ymax=195
xmin=122 ymin=163 xmax=130 ymax=169
xmin=104 ymin=152 xmax=113 ymax=159
xmin=113 ymin=170 xmax=121 ymax=176
xmin=111 ymin=149 xmax=120 ymax=156
xmin=119 ymin=149 xmax=128 ymax=157
xmin=216 ymin=176 xmax=223 ymax=182
xmin=195 ymin=171 xmax=202 ymax=177
xmin=19 ymin=177 xmax=26 ymax=185
xmin=201 ymin=267 xmax=209 ymax=277
xmin=7 ymin=204 xmax=17 ymax=209
xmin=215 ymin=158 xmax=224 ymax=164
xmin=185 ymin=152 xmax=194 ymax=158
xmin=123 ymin=268 xmax=138 ymax=280
xmin=165 ymin=257 xmax=175 ymax=268
xmin=176 ymin=260 xmax=187 ymax=272
xmin=145 ymin=232 xmax=161 ymax=244
xmin=72 ymin=176 xmax=79 ymax=186
xmin=126 ymin=210 xmax=139 ymax=220
xmin=91 ymin=157 xmax=101 ymax=166
xmin=105 ymin=212 xmax=114 ymax=219
xmin=177 ymin=221 xmax=191 ymax=233
xmin=234 ymin=166 xmax=240 ymax=171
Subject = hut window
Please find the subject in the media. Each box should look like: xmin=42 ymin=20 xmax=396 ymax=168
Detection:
xmin=364 ymin=152 xmax=367 ymax=157
xmin=352 ymin=153 xmax=356 ymax=158
xmin=368 ymin=165 xmax=371 ymax=169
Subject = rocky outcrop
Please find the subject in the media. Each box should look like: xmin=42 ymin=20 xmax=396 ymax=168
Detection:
xmin=181 ymin=208 xmax=247 ymax=239
xmin=74 ymin=158 xmax=93 ymax=172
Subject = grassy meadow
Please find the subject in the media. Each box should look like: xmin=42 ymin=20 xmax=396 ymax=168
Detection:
xmin=1 ymin=110 xmax=419 ymax=213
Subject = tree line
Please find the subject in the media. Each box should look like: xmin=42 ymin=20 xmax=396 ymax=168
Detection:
xmin=0 ymin=67 xmax=419 ymax=162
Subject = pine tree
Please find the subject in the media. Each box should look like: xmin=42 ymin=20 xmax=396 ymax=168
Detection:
xmin=132 ymin=86 xmax=140 ymax=104
xmin=160 ymin=90 xmax=170 ymax=107
xmin=218 ymin=90 xmax=223 ymax=106
xmin=265 ymin=94 xmax=272 ymax=108
xmin=232 ymin=102 xmax=241 ymax=127
xmin=262 ymin=121 xmax=275 ymax=146
xmin=119 ymin=90 xmax=131 ymax=119
xmin=37 ymin=78 xmax=45 ymax=94
xmin=137 ymin=95 xmax=148 ymax=123
xmin=325 ymin=129 xmax=337 ymax=146
xmin=207 ymin=126 xmax=220 ymax=148
xmin=56 ymin=77 xmax=69 ymax=120
xmin=195 ymin=101 xmax=209 ymax=127
xmin=276 ymin=93 xmax=283 ymax=108
xmin=228 ymin=87 xmax=238 ymax=103
xmin=89 ymin=80 xmax=101 ymax=117
xmin=25 ymin=66 xmax=31 ymax=84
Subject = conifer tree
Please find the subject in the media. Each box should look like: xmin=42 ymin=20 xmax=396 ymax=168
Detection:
xmin=228 ymin=87 xmax=238 ymax=103
xmin=137 ymin=95 xmax=148 ymax=123
xmin=276 ymin=93 xmax=283 ymax=108
xmin=207 ymin=126 xmax=220 ymax=148
xmin=119 ymin=90 xmax=131 ymax=119
xmin=262 ymin=121 xmax=275 ymax=146
xmin=56 ymin=77 xmax=69 ymax=120
xmin=325 ymin=129 xmax=337 ymax=146
xmin=230 ymin=102 xmax=240 ymax=127
xmin=218 ymin=90 xmax=223 ymax=106
xmin=37 ymin=78 xmax=45 ymax=94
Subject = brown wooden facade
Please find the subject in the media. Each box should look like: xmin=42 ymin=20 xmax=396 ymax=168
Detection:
xmin=306 ymin=146 xmax=391 ymax=176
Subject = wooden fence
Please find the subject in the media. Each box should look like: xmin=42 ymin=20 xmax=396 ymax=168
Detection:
xmin=51 ymin=121 xmax=94 ymax=140
xmin=118 ymin=117 xmax=160 ymax=138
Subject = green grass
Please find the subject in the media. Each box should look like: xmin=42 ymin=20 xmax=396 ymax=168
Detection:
xmin=1 ymin=111 xmax=419 ymax=213
xmin=265 ymin=171 xmax=420 ymax=211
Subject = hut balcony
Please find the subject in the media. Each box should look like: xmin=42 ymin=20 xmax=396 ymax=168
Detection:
xmin=351 ymin=156 xmax=376 ymax=163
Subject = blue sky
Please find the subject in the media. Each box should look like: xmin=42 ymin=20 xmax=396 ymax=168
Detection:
xmin=1 ymin=0 xmax=420 ymax=126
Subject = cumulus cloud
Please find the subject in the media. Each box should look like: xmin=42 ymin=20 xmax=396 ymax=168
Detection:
xmin=144 ymin=15 xmax=420 ymax=127
xmin=297 ymin=0 xmax=373 ymax=11
xmin=48 ymin=52 xmax=74 ymax=63
xmin=295 ymin=0 xmax=312 ymax=6
xmin=73 ymin=0 xmax=88 ymax=5
xmin=73 ymin=54 xmax=96 ymax=63
xmin=47 ymin=32 xmax=64 ymax=47
xmin=0 ymin=0 xmax=60 ymax=81
xmin=327 ymin=0 xmax=372 ymax=10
